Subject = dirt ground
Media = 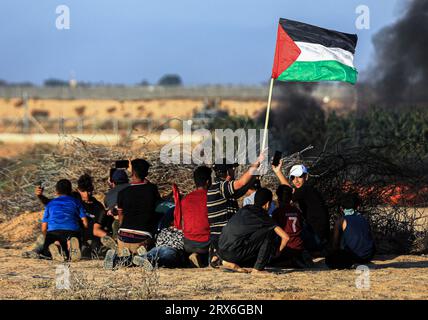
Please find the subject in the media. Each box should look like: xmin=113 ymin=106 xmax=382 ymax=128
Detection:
xmin=0 ymin=212 xmax=427 ymax=300
xmin=0 ymin=249 xmax=427 ymax=300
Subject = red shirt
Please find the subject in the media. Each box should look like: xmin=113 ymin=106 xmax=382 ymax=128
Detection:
xmin=175 ymin=188 xmax=210 ymax=243
xmin=272 ymin=204 xmax=304 ymax=251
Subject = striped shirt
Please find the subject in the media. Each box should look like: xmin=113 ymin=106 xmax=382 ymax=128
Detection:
xmin=207 ymin=179 xmax=239 ymax=238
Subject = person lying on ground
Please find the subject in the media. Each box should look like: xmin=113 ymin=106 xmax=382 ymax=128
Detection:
xmin=270 ymin=184 xmax=313 ymax=268
xmin=207 ymin=154 xmax=265 ymax=267
xmin=272 ymin=160 xmax=330 ymax=256
xmin=325 ymin=193 xmax=375 ymax=269
xmin=173 ymin=166 xmax=212 ymax=268
xmin=116 ymin=158 xmax=161 ymax=255
xmin=40 ymin=179 xmax=88 ymax=262
xmin=217 ymin=188 xmax=290 ymax=274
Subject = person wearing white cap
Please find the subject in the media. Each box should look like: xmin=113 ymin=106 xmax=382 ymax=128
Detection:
xmin=272 ymin=159 xmax=330 ymax=256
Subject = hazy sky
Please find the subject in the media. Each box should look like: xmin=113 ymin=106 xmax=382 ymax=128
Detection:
xmin=0 ymin=0 xmax=403 ymax=85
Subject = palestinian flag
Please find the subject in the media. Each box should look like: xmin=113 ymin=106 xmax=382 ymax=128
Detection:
xmin=272 ymin=18 xmax=358 ymax=84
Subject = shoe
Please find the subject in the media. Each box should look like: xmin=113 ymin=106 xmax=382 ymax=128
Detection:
xmin=69 ymin=237 xmax=81 ymax=262
xmin=136 ymin=245 xmax=147 ymax=256
xmin=115 ymin=247 xmax=133 ymax=267
xmin=132 ymin=255 xmax=154 ymax=271
xmin=104 ymin=249 xmax=118 ymax=270
xmin=48 ymin=244 xmax=65 ymax=262
xmin=101 ymin=235 xmax=117 ymax=250
xmin=118 ymin=247 xmax=131 ymax=258
xmin=189 ymin=253 xmax=202 ymax=268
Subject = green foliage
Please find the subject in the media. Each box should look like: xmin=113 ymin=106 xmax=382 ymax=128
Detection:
xmin=157 ymin=74 xmax=182 ymax=86
xmin=325 ymin=106 xmax=428 ymax=158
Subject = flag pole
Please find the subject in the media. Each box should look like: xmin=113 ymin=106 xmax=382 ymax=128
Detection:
xmin=261 ymin=77 xmax=274 ymax=153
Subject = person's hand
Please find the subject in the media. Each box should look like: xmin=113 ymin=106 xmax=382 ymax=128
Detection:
xmin=272 ymin=159 xmax=283 ymax=174
xmin=251 ymin=152 xmax=266 ymax=169
xmin=127 ymin=159 xmax=132 ymax=172
xmin=35 ymin=186 xmax=44 ymax=196
xmin=106 ymin=209 xmax=114 ymax=217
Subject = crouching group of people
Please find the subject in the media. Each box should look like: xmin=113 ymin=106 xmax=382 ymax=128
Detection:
xmin=24 ymin=155 xmax=375 ymax=273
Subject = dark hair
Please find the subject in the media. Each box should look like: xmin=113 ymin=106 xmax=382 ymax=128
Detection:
xmin=131 ymin=159 xmax=150 ymax=179
xmin=56 ymin=179 xmax=72 ymax=195
xmin=214 ymin=169 xmax=227 ymax=179
xmin=276 ymin=184 xmax=293 ymax=205
xmin=340 ymin=193 xmax=361 ymax=210
xmin=193 ymin=166 xmax=212 ymax=188
xmin=213 ymin=159 xmax=238 ymax=179
xmin=77 ymin=173 xmax=94 ymax=192
xmin=254 ymin=188 xmax=273 ymax=208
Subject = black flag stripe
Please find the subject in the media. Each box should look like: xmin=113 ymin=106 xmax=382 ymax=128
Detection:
xmin=279 ymin=18 xmax=358 ymax=54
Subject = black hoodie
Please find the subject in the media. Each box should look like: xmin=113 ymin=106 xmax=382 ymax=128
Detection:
xmin=218 ymin=205 xmax=278 ymax=254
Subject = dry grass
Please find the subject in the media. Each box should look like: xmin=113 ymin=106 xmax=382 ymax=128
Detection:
xmin=0 ymin=248 xmax=427 ymax=300
xmin=0 ymin=212 xmax=427 ymax=300
xmin=0 ymin=137 xmax=196 ymax=219
xmin=0 ymin=98 xmax=267 ymax=121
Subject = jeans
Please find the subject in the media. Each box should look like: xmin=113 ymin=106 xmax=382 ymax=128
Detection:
xmin=140 ymin=246 xmax=183 ymax=268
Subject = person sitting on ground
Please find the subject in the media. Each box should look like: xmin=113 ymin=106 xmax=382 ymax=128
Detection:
xmin=104 ymin=169 xmax=130 ymax=215
xmin=75 ymin=174 xmax=113 ymax=257
xmin=272 ymin=161 xmax=330 ymax=256
xmin=132 ymin=209 xmax=185 ymax=270
xmin=207 ymin=154 xmax=265 ymax=267
xmin=270 ymin=185 xmax=312 ymax=268
xmin=104 ymin=208 xmax=185 ymax=270
xmin=115 ymin=159 xmax=161 ymax=256
xmin=25 ymin=181 xmax=82 ymax=259
xmin=41 ymin=179 xmax=88 ymax=262
xmin=33 ymin=174 xmax=113 ymax=258
xmin=325 ymin=193 xmax=375 ymax=269
xmin=173 ymin=166 xmax=212 ymax=268
xmin=218 ymin=188 xmax=290 ymax=274
xmin=243 ymin=177 xmax=276 ymax=216
xmin=98 ymin=169 xmax=130 ymax=244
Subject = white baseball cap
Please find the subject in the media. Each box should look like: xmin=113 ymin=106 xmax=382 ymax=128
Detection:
xmin=289 ymin=164 xmax=308 ymax=178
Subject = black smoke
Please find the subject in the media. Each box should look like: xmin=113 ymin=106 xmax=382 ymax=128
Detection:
xmin=261 ymin=82 xmax=325 ymax=154
xmin=369 ymin=0 xmax=428 ymax=106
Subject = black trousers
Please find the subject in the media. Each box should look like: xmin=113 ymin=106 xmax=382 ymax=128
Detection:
xmin=184 ymin=237 xmax=210 ymax=254
xmin=325 ymin=250 xmax=373 ymax=269
xmin=219 ymin=229 xmax=279 ymax=270
xmin=269 ymin=248 xmax=305 ymax=268
xmin=42 ymin=230 xmax=81 ymax=258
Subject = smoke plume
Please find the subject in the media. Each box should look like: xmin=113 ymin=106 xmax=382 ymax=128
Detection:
xmin=369 ymin=0 xmax=428 ymax=106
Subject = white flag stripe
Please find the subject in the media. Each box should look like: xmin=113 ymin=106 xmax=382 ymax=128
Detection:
xmin=295 ymin=42 xmax=355 ymax=68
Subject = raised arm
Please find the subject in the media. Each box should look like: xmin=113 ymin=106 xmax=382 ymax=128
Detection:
xmin=233 ymin=153 xmax=265 ymax=190
xmin=35 ymin=186 xmax=51 ymax=205
xmin=272 ymin=159 xmax=292 ymax=187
